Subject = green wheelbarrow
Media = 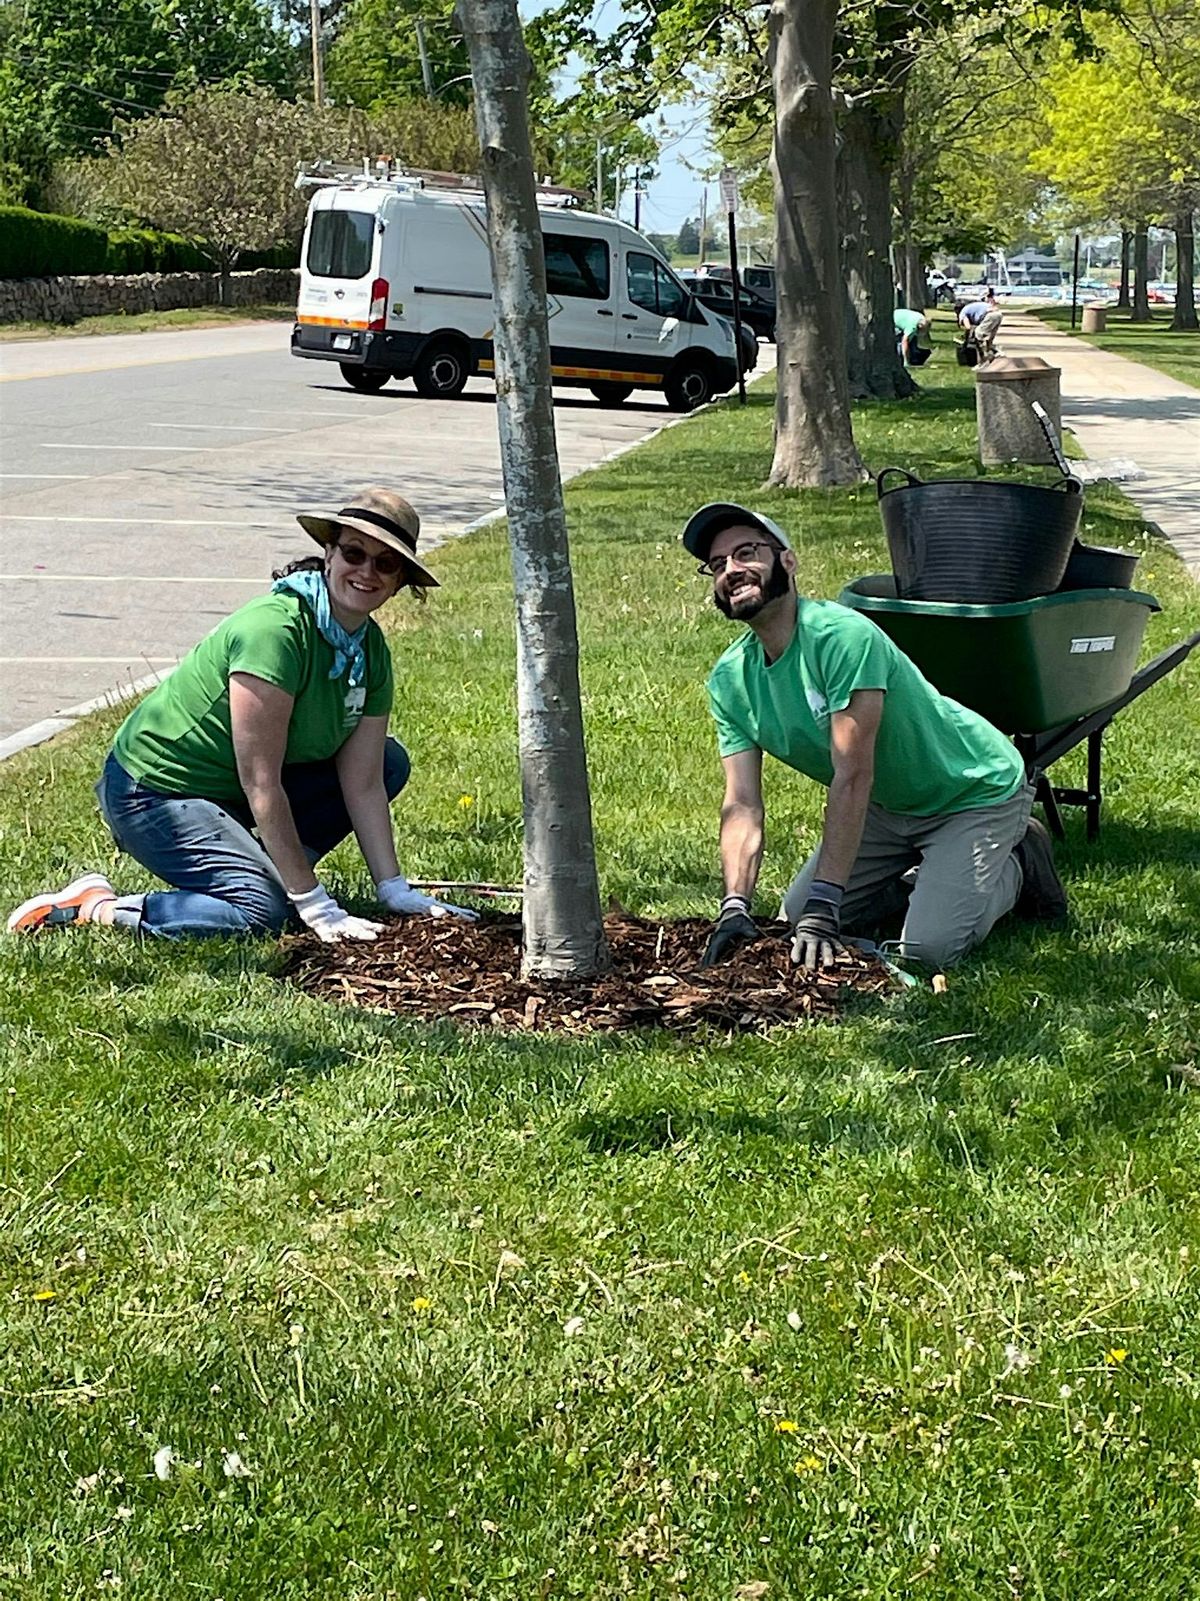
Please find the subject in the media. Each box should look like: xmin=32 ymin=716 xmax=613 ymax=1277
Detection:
xmin=838 ymin=576 xmax=1199 ymax=839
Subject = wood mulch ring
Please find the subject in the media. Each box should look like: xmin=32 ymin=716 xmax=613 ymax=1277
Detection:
xmin=281 ymin=912 xmax=895 ymax=1035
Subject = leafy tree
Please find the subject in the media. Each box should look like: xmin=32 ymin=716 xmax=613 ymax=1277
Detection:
xmin=1032 ymin=9 xmax=1200 ymax=328
xmin=646 ymin=229 xmax=674 ymax=259
xmin=0 ymin=0 xmax=293 ymax=204
xmin=98 ymin=85 xmax=318 ymax=301
xmin=326 ymin=0 xmax=471 ymax=109
xmin=676 ymin=214 xmax=699 ymax=253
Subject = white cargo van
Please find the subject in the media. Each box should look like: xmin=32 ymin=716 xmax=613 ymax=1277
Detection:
xmin=291 ymin=164 xmax=740 ymax=411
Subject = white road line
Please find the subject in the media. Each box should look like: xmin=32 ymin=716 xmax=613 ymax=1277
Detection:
xmin=0 ymin=515 xmax=287 ymax=526
xmin=3 ymin=573 xmax=264 ymax=582
xmin=150 ymin=422 xmax=293 ymax=433
xmin=0 ymin=656 xmax=179 ymax=663
xmin=38 ymin=443 xmax=215 ymax=452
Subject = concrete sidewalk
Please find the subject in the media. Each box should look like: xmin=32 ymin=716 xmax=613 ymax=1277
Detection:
xmin=997 ymin=310 xmax=1200 ymax=578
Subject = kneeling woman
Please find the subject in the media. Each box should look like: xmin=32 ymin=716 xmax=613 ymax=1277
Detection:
xmin=9 ymin=487 xmax=473 ymax=943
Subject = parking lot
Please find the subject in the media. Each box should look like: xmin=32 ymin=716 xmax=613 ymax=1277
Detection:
xmin=0 ymin=323 xmax=711 ymax=751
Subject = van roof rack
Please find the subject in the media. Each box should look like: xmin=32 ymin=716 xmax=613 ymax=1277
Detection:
xmin=296 ymin=157 xmax=589 ymax=208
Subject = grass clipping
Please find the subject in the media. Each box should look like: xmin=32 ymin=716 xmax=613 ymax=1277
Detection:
xmin=282 ymin=911 xmax=895 ymax=1034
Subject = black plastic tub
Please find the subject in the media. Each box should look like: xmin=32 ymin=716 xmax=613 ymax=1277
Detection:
xmin=1057 ymin=541 xmax=1140 ymax=591
xmin=876 ymin=466 xmax=1084 ymax=604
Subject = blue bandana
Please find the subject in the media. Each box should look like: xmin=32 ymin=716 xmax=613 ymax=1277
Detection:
xmin=272 ymin=571 xmax=367 ymax=688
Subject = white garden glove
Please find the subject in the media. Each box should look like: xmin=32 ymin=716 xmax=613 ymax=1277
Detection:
xmin=289 ymin=884 xmax=384 ymax=943
xmin=375 ymin=875 xmax=478 ymax=922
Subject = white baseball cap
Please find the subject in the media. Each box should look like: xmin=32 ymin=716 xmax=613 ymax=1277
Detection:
xmin=681 ymin=502 xmax=794 ymax=564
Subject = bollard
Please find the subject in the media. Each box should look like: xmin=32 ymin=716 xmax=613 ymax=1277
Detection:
xmin=976 ymin=357 xmax=1064 ymax=467
xmin=1081 ymin=304 xmax=1107 ymax=334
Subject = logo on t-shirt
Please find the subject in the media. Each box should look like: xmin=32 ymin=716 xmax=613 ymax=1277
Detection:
xmin=343 ymin=685 xmax=366 ymax=724
xmin=806 ymin=688 xmax=830 ymax=724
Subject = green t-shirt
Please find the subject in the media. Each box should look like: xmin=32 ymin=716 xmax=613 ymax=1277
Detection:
xmin=707 ymin=600 xmax=1023 ymax=816
xmin=112 ymin=593 xmax=394 ymax=800
xmin=893 ymin=308 xmax=925 ymax=338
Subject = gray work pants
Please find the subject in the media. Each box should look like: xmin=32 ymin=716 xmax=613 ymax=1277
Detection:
xmin=780 ymin=781 xmax=1034 ymax=970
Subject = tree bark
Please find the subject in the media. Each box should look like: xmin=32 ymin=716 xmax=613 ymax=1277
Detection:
xmin=768 ymin=0 xmax=865 ymax=488
xmin=1172 ymin=210 xmax=1197 ymax=332
xmin=902 ymin=242 xmax=925 ymax=313
xmin=838 ymin=93 xmax=915 ymax=400
xmin=457 ymin=0 xmax=608 ymax=979
xmin=1132 ymin=221 xmax=1151 ymax=321
xmin=1116 ymin=228 xmax=1131 ymax=309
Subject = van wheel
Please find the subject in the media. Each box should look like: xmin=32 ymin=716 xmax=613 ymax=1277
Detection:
xmin=664 ymin=361 xmax=715 ymax=413
xmin=414 ymin=342 xmax=469 ymax=399
xmin=589 ymin=382 xmax=633 ymax=406
xmin=340 ymin=364 xmax=389 ymax=392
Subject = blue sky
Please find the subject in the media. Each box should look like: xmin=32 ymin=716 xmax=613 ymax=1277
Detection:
xmin=519 ymin=0 xmax=716 ymax=232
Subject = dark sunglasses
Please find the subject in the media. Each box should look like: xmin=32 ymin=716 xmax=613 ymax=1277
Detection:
xmin=335 ymin=541 xmax=408 ymax=578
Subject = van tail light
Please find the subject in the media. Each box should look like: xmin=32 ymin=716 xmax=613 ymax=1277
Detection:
xmin=368 ymin=277 xmax=389 ymax=330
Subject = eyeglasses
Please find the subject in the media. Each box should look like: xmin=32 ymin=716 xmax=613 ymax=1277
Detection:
xmin=698 ymin=541 xmax=777 ymax=578
xmin=335 ymin=541 xmax=407 ymax=578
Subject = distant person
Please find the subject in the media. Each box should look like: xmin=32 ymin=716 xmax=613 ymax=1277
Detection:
xmin=8 ymin=488 xmax=477 ymax=943
xmin=959 ymin=287 xmax=1003 ymax=364
xmin=894 ymin=307 xmax=932 ymax=366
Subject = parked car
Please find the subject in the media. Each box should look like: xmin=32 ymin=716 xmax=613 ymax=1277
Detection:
xmin=742 ymin=265 xmax=776 ymax=305
xmin=689 ymin=277 xmax=776 ymax=341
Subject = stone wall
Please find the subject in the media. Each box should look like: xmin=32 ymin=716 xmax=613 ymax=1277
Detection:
xmin=0 ymin=267 xmax=299 ymax=325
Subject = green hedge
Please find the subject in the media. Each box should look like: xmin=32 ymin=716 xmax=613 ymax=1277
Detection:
xmin=0 ymin=205 xmax=110 ymax=277
xmin=1 ymin=205 xmax=298 ymax=279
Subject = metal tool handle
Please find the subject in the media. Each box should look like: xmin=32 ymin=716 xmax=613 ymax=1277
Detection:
xmin=1030 ymin=400 xmax=1072 ymax=479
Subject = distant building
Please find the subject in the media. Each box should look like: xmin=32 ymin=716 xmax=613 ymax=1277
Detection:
xmin=1006 ymin=250 xmax=1065 ymax=286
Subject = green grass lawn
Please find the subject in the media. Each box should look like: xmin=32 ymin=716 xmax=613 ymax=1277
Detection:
xmin=2 ymin=355 xmax=1199 ymax=1598
xmin=0 ymin=304 xmax=296 ymax=342
xmin=1028 ymin=304 xmax=1200 ymax=389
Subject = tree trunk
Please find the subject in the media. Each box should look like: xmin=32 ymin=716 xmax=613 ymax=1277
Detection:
xmin=1172 ymin=210 xmax=1197 ymax=332
xmin=902 ymin=242 xmax=925 ymax=313
xmin=457 ymin=0 xmax=608 ymax=979
xmin=1132 ymin=221 xmax=1151 ymax=322
xmin=1117 ymin=228 xmax=1131 ymax=308
xmin=768 ymin=0 xmax=865 ymax=488
xmin=218 ymin=257 xmax=233 ymax=307
xmin=838 ymin=93 xmax=914 ymax=400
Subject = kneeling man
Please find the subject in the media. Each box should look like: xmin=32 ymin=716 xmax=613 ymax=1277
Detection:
xmin=683 ymin=503 xmax=1066 ymax=971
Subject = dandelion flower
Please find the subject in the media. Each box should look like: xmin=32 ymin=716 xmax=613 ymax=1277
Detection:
xmin=774 ymin=1420 xmax=799 ymax=1434
xmin=458 ymin=795 xmax=474 ymax=809
xmin=793 ymin=1455 xmax=822 ymax=1475
xmin=1106 ymin=1348 xmax=1129 ymax=1365
xmin=32 ymin=1289 xmax=55 ymax=1302
xmin=411 ymin=1296 xmax=433 ymax=1312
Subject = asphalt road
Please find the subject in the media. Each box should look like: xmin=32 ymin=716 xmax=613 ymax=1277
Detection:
xmin=0 ymin=322 xmax=695 ymax=751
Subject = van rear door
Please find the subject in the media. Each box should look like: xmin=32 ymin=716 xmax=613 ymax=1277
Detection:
xmin=297 ymin=196 xmax=380 ymax=351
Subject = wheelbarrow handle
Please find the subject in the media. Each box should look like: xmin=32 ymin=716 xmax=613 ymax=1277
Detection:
xmin=876 ymin=466 xmax=922 ymax=499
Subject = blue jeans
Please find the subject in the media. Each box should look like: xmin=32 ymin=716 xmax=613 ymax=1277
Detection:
xmin=96 ymin=741 xmax=410 ymax=939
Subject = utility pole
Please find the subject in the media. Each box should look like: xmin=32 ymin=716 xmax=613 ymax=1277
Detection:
xmin=309 ymin=0 xmax=324 ymax=107
xmin=633 ymin=166 xmax=642 ymax=231
xmin=415 ymin=17 xmax=435 ymax=98
xmin=698 ymin=185 xmax=707 ymax=260
xmin=595 ymin=138 xmax=603 ymax=212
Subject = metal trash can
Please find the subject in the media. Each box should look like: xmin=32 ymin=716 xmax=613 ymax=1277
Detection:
xmin=976 ymin=356 xmax=1063 ymax=466
xmin=1081 ymin=304 xmax=1107 ymax=333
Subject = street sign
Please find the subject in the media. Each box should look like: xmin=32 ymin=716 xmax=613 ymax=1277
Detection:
xmin=719 ymin=167 xmax=738 ymax=214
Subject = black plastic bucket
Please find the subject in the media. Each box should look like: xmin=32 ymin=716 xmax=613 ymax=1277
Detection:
xmin=1057 ymin=541 xmax=1140 ymax=591
xmin=876 ymin=466 xmax=1084 ymax=604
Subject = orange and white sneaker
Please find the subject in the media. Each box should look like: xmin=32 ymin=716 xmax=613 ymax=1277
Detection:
xmin=7 ymin=873 xmax=116 ymax=933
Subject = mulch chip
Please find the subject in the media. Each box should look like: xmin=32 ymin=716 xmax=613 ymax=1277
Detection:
xmin=281 ymin=911 xmax=895 ymax=1035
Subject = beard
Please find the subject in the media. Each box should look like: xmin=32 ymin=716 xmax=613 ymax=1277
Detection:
xmin=713 ymin=551 xmax=790 ymax=620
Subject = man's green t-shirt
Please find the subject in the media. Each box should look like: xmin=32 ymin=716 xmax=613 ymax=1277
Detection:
xmin=893 ymin=307 xmax=926 ymax=339
xmin=112 ymin=593 xmax=394 ymax=800
xmin=707 ymin=600 xmax=1023 ymax=815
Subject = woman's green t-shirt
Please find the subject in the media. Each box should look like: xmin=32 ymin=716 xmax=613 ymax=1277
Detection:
xmin=112 ymin=593 xmax=394 ymax=799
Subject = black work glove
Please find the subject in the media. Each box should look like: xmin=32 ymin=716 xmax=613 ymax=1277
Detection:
xmin=701 ymin=896 xmax=758 ymax=968
xmin=790 ymin=892 xmax=845 ymax=971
